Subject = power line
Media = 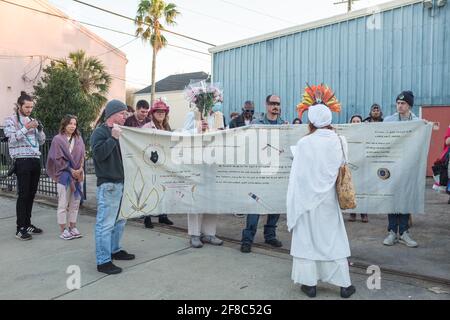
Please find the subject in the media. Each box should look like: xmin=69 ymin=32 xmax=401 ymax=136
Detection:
xmin=0 ymin=0 xmax=210 ymax=57
xmin=94 ymin=38 xmax=139 ymax=57
xmin=176 ymin=5 xmax=263 ymax=33
xmin=71 ymin=0 xmax=216 ymax=46
xmin=215 ymin=0 xmax=297 ymax=25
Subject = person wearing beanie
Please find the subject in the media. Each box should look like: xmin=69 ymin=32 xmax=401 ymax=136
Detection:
xmin=383 ymin=91 xmax=420 ymax=248
xmin=286 ymin=104 xmax=355 ymax=299
xmin=363 ymin=104 xmax=384 ymax=122
xmin=90 ymin=99 xmax=136 ymax=275
xmin=384 ymin=91 xmax=419 ymax=122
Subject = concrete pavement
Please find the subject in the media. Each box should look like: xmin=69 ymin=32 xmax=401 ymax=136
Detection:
xmin=0 ymin=195 xmax=449 ymax=300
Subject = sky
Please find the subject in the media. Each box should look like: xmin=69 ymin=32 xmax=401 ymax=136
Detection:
xmin=48 ymin=0 xmax=394 ymax=90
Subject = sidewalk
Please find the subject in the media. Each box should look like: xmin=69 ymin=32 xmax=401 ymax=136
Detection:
xmin=82 ymin=174 xmax=450 ymax=281
xmin=0 ymin=195 xmax=449 ymax=300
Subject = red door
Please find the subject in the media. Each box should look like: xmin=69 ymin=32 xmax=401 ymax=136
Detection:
xmin=421 ymin=106 xmax=450 ymax=176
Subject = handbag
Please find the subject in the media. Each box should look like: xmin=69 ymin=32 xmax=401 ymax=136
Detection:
xmin=336 ymin=136 xmax=357 ymax=210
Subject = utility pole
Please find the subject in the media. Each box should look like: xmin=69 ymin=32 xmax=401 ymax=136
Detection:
xmin=334 ymin=0 xmax=360 ymax=12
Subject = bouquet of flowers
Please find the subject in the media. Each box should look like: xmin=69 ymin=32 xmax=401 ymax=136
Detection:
xmin=184 ymin=80 xmax=223 ymax=118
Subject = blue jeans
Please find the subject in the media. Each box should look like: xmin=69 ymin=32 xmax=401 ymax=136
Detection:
xmin=387 ymin=213 xmax=410 ymax=235
xmin=95 ymin=183 xmax=126 ymax=265
xmin=241 ymin=214 xmax=280 ymax=244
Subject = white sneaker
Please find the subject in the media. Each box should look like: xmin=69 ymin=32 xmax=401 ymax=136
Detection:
xmin=201 ymin=235 xmax=223 ymax=246
xmin=399 ymin=231 xmax=418 ymax=247
xmin=69 ymin=227 xmax=82 ymax=239
xmin=383 ymin=230 xmax=398 ymax=246
xmin=60 ymin=228 xmax=74 ymax=240
xmin=190 ymin=235 xmax=203 ymax=248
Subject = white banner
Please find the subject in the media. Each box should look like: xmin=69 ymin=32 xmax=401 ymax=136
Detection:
xmin=118 ymin=121 xmax=432 ymax=219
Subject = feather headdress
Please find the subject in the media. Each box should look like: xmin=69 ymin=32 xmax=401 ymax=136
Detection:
xmin=296 ymin=83 xmax=341 ymax=119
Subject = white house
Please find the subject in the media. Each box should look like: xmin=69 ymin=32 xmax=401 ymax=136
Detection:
xmin=134 ymin=71 xmax=209 ymax=130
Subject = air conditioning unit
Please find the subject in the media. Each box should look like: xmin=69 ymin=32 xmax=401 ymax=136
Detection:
xmin=437 ymin=0 xmax=447 ymax=7
xmin=423 ymin=0 xmax=433 ymax=8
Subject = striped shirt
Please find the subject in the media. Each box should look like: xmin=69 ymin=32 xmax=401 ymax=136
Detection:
xmin=3 ymin=114 xmax=46 ymax=159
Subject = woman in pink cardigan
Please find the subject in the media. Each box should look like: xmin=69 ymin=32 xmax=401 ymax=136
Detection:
xmin=47 ymin=115 xmax=85 ymax=240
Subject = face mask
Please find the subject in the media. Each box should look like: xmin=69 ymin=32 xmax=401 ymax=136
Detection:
xmin=212 ymin=103 xmax=222 ymax=113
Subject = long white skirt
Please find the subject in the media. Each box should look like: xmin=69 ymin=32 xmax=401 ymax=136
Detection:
xmin=291 ymin=257 xmax=351 ymax=287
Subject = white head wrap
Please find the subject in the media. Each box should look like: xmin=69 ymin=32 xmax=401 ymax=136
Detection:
xmin=308 ymin=104 xmax=332 ymax=128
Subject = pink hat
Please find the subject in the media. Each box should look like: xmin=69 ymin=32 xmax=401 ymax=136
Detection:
xmin=150 ymin=99 xmax=170 ymax=114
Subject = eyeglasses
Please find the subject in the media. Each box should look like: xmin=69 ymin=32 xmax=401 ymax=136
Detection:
xmin=268 ymin=101 xmax=280 ymax=106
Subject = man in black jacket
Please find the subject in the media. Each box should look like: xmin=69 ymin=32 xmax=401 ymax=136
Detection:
xmin=91 ymin=100 xmax=135 ymax=275
xmin=229 ymin=101 xmax=255 ymax=128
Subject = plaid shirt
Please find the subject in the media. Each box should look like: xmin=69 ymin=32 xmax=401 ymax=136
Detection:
xmin=3 ymin=114 xmax=46 ymax=159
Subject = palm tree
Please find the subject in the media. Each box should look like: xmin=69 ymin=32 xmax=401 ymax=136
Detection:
xmin=135 ymin=0 xmax=180 ymax=105
xmin=56 ymin=50 xmax=111 ymax=105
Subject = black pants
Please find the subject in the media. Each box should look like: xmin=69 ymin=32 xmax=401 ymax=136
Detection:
xmin=15 ymin=158 xmax=41 ymax=229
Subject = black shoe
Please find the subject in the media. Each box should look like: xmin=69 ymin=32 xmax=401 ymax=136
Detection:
xmin=112 ymin=250 xmax=135 ymax=260
xmin=240 ymin=243 xmax=252 ymax=253
xmin=265 ymin=238 xmax=282 ymax=248
xmin=97 ymin=261 xmax=122 ymax=275
xmin=301 ymin=285 xmax=317 ymax=298
xmin=144 ymin=216 xmax=154 ymax=228
xmin=158 ymin=215 xmax=173 ymax=225
xmin=16 ymin=228 xmax=32 ymax=241
xmin=340 ymin=285 xmax=356 ymax=298
xmin=27 ymin=225 xmax=43 ymax=234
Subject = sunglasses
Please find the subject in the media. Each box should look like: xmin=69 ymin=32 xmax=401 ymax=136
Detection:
xmin=268 ymin=101 xmax=280 ymax=106
xmin=244 ymin=109 xmax=255 ymax=113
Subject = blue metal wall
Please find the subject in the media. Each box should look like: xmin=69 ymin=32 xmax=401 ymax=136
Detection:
xmin=213 ymin=1 xmax=450 ymax=123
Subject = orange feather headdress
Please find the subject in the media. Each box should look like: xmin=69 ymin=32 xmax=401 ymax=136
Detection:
xmin=296 ymin=83 xmax=341 ymax=119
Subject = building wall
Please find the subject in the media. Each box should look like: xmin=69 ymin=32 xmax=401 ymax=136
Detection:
xmin=133 ymin=90 xmax=192 ymax=130
xmin=0 ymin=0 xmax=127 ymax=124
xmin=212 ymin=0 xmax=450 ymax=124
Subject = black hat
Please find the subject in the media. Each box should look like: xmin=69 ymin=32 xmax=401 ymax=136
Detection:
xmin=396 ymin=91 xmax=414 ymax=107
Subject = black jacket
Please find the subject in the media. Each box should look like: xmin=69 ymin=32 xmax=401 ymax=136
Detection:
xmin=229 ymin=114 xmax=252 ymax=128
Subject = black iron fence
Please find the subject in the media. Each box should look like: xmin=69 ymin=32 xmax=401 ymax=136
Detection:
xmin=0 ymin=128 xmax=89 ymax=199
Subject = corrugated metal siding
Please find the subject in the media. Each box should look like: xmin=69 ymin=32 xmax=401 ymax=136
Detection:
xmin=213 ymin=2 xmax=450 ymax=123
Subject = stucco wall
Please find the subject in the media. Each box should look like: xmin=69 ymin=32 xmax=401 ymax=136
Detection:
xmin=0 ymin=0 xmax=127 ymax=124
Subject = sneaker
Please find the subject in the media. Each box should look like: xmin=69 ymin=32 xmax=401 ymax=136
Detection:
xmin=399 ymin=231 xmax=418 ymax=248
xmin=97 ymin=261 xmax=122 ymax=275
xmin=16 ymin=228 xmax=32 ymax=241
xmin=383 ymin=230 xmax=398 ymax=246
xmin=240 ymin=243 xmax=252 ymax=253
xmin=144 ymin=216 xmax=154 ymax=228
xmin=301 ymin=285 xmax=317 ymax=298
xmin=190 ymin=235 xmax=203 ymax=248
xmin=158 ymin=215 xmax=173 ymax=225
xmin=112 ymin=250 xmax=135 ymax=260
xmin=69 ymin=227 xmax=82 ymax=239
xmin=60 ymin=228 xmax=74 ymax=240
xmin=201 ymin=235 xmax=223 ymax=246
xmin=265 ymin=238 xmax=283 ymax=248
xmin=27 ymin=225 xmax=43 ymax=234
xmin=340 ymin=285 xmax=356 ymax=298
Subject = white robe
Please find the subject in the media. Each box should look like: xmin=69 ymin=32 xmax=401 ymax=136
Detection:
xmin=286 ymin=129 xmax=351 ymax=287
